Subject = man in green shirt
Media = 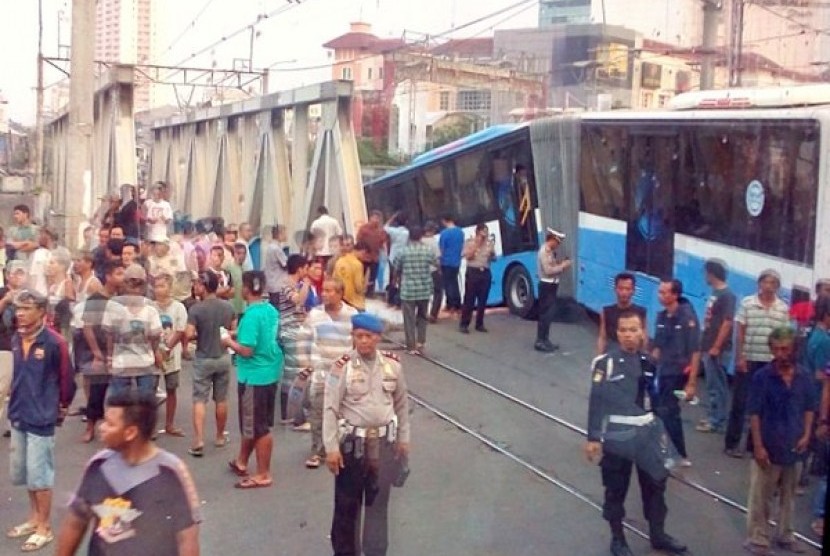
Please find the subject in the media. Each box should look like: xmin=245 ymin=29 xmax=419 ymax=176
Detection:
xmin=224 ymin=270 xmax=283 ymax=489
xmin=396 ymin=225 xmax=438 ymax=355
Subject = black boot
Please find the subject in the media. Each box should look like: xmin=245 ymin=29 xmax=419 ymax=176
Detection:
xmin=650 ymin=524 xmax=687 ymax=554
xmin=610 ymin=536 xmax=634 ymax=556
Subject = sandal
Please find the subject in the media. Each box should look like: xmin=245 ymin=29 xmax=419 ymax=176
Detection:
xmin=305 ymin=455 xmax=322 ymax=469
xmin=234 ymin=477 xmax=273 ymax=489
xmin=188 ymin=446 xmax=204 ymax=458
xmin=6 ymin=522 xmax=36 ymax=539
xmin=21 ymin=531 xmax=54 ymax=552
xmin=228 ymin=460 xmax=249 ymax=477
xmin=164 ymin=427 xmax=185 ymax=437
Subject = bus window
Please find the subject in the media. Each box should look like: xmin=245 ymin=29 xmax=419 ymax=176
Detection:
xmin=365 ymin=177 xmax=421 ymax=224
xmin=419 ymin=164 xmax=450 ymax=222
xmin=675 ymin=122 xmax=818 ymax=265
xmin=453 ymin=150 xmax=495 ymax=225
xmin=625 ymin=133 xmax=676 ymax=279
xmin=580 ymin=126 xmax=626 ymax=219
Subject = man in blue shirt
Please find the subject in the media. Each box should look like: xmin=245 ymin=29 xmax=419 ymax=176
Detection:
xmin=438 ymin=214 xmax=464 ymax=313
xmin=745 ymin=327 xmax=815 ymax=555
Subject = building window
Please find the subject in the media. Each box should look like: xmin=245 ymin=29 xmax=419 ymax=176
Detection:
xmin=341 ymin=66 xmax=352 ymax=80
xmin=641 ymin=92 xmax=653 ymax=108
xmin=439 ymin=91 xmax=450 ymax=111
xmin=456 ymin=90 xmax=491 ymax=111
xmin=368 ymin=67 xmax=373 ymax=80
xmin=657 ymin=94 xmax=670 ymax=108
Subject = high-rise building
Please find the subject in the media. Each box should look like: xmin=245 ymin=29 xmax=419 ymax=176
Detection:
xmin=94 ymin=0 xmax=157 ymax=111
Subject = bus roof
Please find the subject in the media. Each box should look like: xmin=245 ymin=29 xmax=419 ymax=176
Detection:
xmin=668 ymin=84 xmax=830 ymax=110
xmin=368 ymin=124 xmax=523 ymax=187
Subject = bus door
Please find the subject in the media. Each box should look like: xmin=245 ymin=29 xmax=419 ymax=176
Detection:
xmin=624 ymin=132 xmax=676 ymax=304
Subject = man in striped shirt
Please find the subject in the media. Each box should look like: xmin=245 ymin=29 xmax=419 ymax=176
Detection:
xmin=724 ymin=269 xmax=790 ymax=458
xmin=303 ymin=277 xmax=357 ymax=468
xmin=396 ymin=226 xmax=438 ymax=355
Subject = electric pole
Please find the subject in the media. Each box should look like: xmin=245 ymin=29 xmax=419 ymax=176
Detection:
xmin=34 ymin=0 xmax=44 ymax=193
xmin=65 ymin=0 xmax=95 ymax=249
xmin=700 ymin=0 xmax=722 ymax=90
xmin=728 ymin=0 xmax=745 ymax=86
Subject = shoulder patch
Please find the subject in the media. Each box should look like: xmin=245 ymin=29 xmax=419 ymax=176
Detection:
xmin=380 ymin=350 xmax=400 ymax=362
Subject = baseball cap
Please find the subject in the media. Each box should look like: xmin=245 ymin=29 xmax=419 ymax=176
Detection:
xmin=124 ymin=263 xmax=147 ymax=282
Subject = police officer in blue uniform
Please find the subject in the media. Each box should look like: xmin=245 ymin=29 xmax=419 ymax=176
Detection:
xmin=585 ymin=309 xmax=688 ymax=556
xmin=652 ymin=279 xmax=700 ymax=466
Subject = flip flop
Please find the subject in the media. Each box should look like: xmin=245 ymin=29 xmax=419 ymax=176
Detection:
xmin=21 ymin=531 xmax=54 ymax=552
xmin=234 ymin=477 xmax=272 ymax=489
xmin=6 ymin=522 xmax=36 ymax=539
xmin=188 ymin=446 xmax=204 ymax=458
xmin=164 ymin=427 xmax=186 ymax=437
xmin=214 ymin=431 xmax=230 ymax=447
xmin=228 ymin=460 xmax=249 ymax=477
xmin=305 ymin=455 xmax=321 ymax=469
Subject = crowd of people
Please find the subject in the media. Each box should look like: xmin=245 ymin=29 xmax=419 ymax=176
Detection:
xmin=0 ymin=186 xmax=418 ymax=555
xmin=0 ymin=181 xmax=828 ymax=555
xmin=587 ymin=264 xmax=830 ymax=556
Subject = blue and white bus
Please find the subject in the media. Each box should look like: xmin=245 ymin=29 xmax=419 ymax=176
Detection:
xmin=364 ymin=84 xmax=830 ymax=327
xmin=363 ymin=124 xmax=543 ymax=317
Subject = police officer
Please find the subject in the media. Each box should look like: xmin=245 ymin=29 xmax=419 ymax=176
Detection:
xmin=323 ymin=312 xmax=410 ymax=556
xmin=584 ymin=309 xmax=688 ymax=556
xmin=535 ymin=228 xmax=571 ymax=352
xmin=652 ymin=279 xmax=700 ymax=467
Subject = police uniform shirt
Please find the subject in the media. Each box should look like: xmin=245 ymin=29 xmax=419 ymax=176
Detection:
xmin=537 ymin=244 xmax=560 ymax=284
xmin=587 ymin=347 xmax=656 ymax=442
xmin=466 ymin=240 xmax=494 ymax=270
xmin=322 ymin=349 xmax=410 ymax=455
xmin=653 ymin=302 xmax=700 ymax=372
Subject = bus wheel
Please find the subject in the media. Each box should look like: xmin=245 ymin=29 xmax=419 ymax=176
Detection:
xmin=505 ymin=265 xmax=536 ymax=319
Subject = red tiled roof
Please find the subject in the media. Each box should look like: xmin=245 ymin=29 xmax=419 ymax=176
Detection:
xmin=323 ymin=32 xmax=405 ymax=53
xmin=430 ymin=37 xmax=494 ymax=59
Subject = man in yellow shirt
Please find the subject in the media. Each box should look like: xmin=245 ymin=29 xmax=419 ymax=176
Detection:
xmin=334 ymin=241 xmax=369 ymax=311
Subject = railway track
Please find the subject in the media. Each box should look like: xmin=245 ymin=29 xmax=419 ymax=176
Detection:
xmin=386 ymin=338 xmax=823 ymax=552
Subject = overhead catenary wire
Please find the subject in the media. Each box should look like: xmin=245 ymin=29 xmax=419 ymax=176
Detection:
xmin=159 ymin=0 xmax=220 ymax=61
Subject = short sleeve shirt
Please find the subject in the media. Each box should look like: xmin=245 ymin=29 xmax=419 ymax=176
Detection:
xmin=736 ymin=295 xmax=790 ymax=362
xmin=236 ymin=300 xmax=283 ymax=385
xmin=68 ymin=449 xmax=201 ymax=556
xmin=156 ymin=300 xmax=187 ymax=373
xmin=700 ymin=287 xmax=737 ymax=352
xmin=747 ymin=365 xmax=816 ymax=465
xmin=654 ymin=302 xmax=700 ymax=371
xmin=187 ymin=298 xmax=235 ymax=359
xmin=102 ymin=296 xmax=163 ymax=375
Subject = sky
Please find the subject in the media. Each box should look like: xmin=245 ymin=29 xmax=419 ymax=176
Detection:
xmin=0 ymin=0 xmax=539 ymax=124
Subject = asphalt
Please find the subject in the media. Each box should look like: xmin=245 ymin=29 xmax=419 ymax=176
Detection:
xmin=0 ymin=308 xmax=824 ymax=555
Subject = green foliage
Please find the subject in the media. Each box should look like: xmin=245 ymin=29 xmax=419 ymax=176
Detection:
xmin=430 ymin=120 xmax=474 ymax=150
xmin=357 ymin=138 xmax=399 ymax=167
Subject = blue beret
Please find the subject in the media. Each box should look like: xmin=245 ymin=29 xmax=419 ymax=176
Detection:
xmin=351 ymin=313 xmax=384 ymax=334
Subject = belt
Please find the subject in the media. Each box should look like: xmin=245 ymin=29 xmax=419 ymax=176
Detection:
xmin=344 ymin=423 xmax=389 ymax=438
xmin=608 ymin=414 xmax=654 ymax=426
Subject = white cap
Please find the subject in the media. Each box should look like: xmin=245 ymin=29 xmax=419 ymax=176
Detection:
xmin=546 ymin=227 xmax=566 ymax=241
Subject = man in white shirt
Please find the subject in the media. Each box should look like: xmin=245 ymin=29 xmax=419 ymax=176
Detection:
xmin=309 ymin=206 xmax=343 ymax=266
xmin=238 ymin=222 xmax=255 ymax=271
xmin=143 ymin=183 xmax=173 ymax=240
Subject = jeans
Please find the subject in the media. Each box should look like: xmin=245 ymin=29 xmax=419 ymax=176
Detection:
xmin=108 ymin=374 xmax=157 ymax=400
xmin=441 ymin=265 xmax=461 ymax=310
xmin=813 ymin=477 xmax=827 ymax=518
xmin=702 ymin=352 xmax=730 ymax=430
xmin=402 ymin=299 xmax=429 ymax=349
xmin=725 ymin=361 xmax=766 ymax=451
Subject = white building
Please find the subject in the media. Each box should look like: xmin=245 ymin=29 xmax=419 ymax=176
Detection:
xmin=95 ymin=0 xmax=159 ymax=111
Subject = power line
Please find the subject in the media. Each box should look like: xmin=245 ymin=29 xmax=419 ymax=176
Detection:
xmin=160 ymin=0 xmax=220 ymax=60
xmin=266 ymin=0 xmax=537 ymax=74
xmin=749 ymin=2 xmax=830 ymax=37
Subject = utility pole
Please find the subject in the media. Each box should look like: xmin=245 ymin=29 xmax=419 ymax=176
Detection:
xmin=728 ymin=0 xmax=745 ymax=87
xmin=700 ymin=0 xmax=722 ymax=90
xmin=65 ymin=0 xmax=95 ymax=249
xmin=33 ymin=0 xmax=44 ymax=193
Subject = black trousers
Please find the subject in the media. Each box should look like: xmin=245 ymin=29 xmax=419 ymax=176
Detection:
xmin=429 ymin=270 xmax=443 ymax=319
xmin=332 ymin=437 xmax=396 ymax=556
xmin=536 ymin=282 xmax=559 ymax=342
xmin=654 ymin=373 xmax=687 ymax=459
xmin=725 ymin=361 xmax=766 ymax=451
xmin=363 ymin=261 xmax=379 ymax=297
xmin=601 ymin=451 xmax=668 ymax=531
xmin=441 ymin=265 xmax=461 ymax=310
xmin=460 ymin=268 xmax=491 ymax=329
